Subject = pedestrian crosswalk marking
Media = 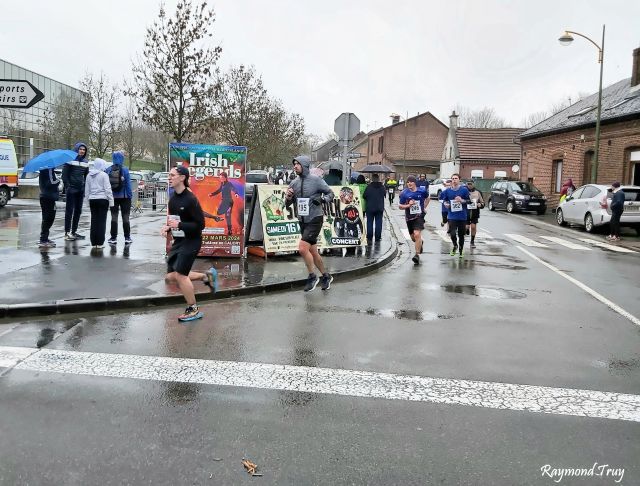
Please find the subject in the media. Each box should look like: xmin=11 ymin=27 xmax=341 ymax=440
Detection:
xmin=577 ymin=238 xmax=636 ymax=254
xmin=505 ymin=234 xmax=549 ymax=248
xmin=539 ymin=236 xmax=592 ymax=250
xmin=2 ymin=345 xmax=639 ymax=423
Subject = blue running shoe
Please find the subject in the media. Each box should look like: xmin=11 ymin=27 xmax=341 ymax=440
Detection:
xmin=204 ymin=267 xmax=218 ymax=292
xmin=178 ymin=305 xmax=203 ymax=322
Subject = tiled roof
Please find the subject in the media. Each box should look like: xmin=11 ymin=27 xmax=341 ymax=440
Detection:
xmin=456 ymin=128 xmax=524 ymax=161
xmin=521 ymin=78 xmax=640 ymax=139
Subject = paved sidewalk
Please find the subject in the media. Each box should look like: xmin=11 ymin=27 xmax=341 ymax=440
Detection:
xmin=0 ymin=199 xmax=397 ymax=318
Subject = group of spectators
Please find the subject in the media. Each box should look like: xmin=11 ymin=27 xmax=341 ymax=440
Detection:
xmin=38 ymin=142 xmax=133 ymax=249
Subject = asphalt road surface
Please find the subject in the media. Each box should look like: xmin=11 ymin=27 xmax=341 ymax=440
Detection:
xmin=1 ymin=204 xmax=638 ymax=485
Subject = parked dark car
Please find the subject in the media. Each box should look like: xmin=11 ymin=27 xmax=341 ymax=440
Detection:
xmin=488 ymin=181 xmax=547 ymax=214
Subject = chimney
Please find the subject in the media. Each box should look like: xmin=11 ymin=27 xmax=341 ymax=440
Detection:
xmin=449 ymin=110 xmax=458 ymax=130
xmin=632 ymin=47 xmax=640 ymax=87
xmin=390 ymin=113 xmax=401 ymax=124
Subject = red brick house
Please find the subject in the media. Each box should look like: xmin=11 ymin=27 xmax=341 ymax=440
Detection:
xmin=352 ymin=112 xmax=448 ymax=180
xmin=520 ymin=47 xmax=640 ymax=207
xmin=440 ymin=112 xmax=524 ymax=180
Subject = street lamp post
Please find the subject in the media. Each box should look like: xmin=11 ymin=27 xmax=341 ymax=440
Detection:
xmin=558 ymin=25 xmax=605 ymax=184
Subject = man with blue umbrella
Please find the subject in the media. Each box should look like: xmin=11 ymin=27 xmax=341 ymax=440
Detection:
xmin=62 ymin=142 xmax=90 ymax=241
xmin=38 ymin=167 xmax=61 ymax=248
xmin=22 ymin=148 xmax=78 ymax=248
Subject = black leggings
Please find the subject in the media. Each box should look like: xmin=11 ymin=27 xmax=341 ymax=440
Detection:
xmin=110 ymin=198 xmax=132 ymax=238
xmin=40 ymin=197 xmax=56 ymax=242
xmin=64 ymin=190 xmax=84 ymax=234
xmin=448 ymin=219 xmax=466 ymax=250
xmin=89 ymin=199 xmax=110 ymax=245
xmin=610 ymin=210 xmax=623 ymax=237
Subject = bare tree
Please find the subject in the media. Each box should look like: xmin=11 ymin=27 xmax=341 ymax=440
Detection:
xmin=126 ymin=0 xmax=221 ymax=142
xmin=455 ymin=105 xmax=507 ymax=128
xmin=140 ymin=128 xmax=173 ymax=167
xmin=81 ymin=72 xmax=120 ymax=158
xmin=50 ymin=88 xmax=90 ymax=149
xmin=213 ymin=65 xmax=269 ymax=147
xmin=521 ymin=111 xmax=549 ymax=129
xmin=118 ymin=100 xmax=146 ymax=169
xmin=210 ymin=65 xmax=306 ymax=168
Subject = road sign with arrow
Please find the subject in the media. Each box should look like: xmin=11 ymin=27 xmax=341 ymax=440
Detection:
xmin=0 ymin=79 xmax=45 ymax=109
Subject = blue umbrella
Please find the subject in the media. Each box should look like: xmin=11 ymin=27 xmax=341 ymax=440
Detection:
xmin=22 ymin=149 xmax=78 ymax=173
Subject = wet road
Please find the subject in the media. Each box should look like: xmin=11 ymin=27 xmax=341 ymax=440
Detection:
xmin=1 ymin=204 xmax=639 ymax=485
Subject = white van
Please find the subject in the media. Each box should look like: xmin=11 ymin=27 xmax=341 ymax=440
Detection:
xmin=0 ymin=138 xmax=19 ymax=207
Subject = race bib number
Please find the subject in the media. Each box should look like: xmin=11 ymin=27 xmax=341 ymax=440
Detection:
xmin=467 ymin=200 xmax=477 ymax=210
xmin=409 ymin=201 xmax=422 ymax=215
xmin=389 ymin=188 xmax=394 ymax=194
xmin=450 ymin=201 xmax=463 ymax=212
xmin=297 ymin=197 xmax=310 ymax=216
xmin=169 ymin=215 xmax=185 ymax=237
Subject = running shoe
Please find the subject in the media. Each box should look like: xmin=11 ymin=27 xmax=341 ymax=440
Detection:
xmin=108 ymin=238 xmax=117 ymax=245
xmin=304 ymin=273 xmax=319 ymax=292
xmin=412 ymin=254 xmax=420 ymax=265
xmin=321 ymin=273 xmax=333 ymax=290
xmin=450 ymin=246 xmax=458 ymax=256
xmin=459 ymin=250 xmax=464 ymax=259
xmin=64 ymin=232 xmax=76 ymax=241
xmin=71 ymin=233 xmax=86 ymax=240
xmin=470 ymin=242 xmax=476 ymax=249
xmin=178 ymin=305 xmax=203 ymax=322
xmin=96 ymin=244 xmax=104 ymax=249
xmin=46 ymin=240 xmax=57 ymax=247
xmin=38 ymin=240 xmax=54 ymax=248
xmin=204 ymin=267 xmax=218 ymax=292
xmin=124 ymin=237 xmax=133 ymax=244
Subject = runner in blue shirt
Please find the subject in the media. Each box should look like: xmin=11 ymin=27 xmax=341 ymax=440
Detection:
xmin=441 ymin=173 xmax=471 ymax=258
xmin=399 ymin=175 xmax=430 ymax=265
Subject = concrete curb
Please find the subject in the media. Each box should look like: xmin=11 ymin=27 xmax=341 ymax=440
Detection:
xmin=508 ymin=212 xmax=640 ymax=253
xmin=0 ymin=228 xmax=399 ymax=320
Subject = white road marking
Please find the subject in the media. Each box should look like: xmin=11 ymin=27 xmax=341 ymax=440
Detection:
xmin=516 ymin=246 xmax=640 ymax=328
xmin=435 ymin=229 xmax=451 ymax=242
xmin=1 ymin=346 xmax=638 ymax=422
xmin=577 ymin=238 xmax=636 ymax=254
xmin=401 ymin=229 xmax=412 ymax=241
xmin=505 ymin=233 xmax=549 ymax=248
xmin=479 ymin=227 xmax=493 ymax=234
xmin=0 ymin=346 xmax=38 ymax=368
xmin=539 ymin=236 xmax=592 ymax=250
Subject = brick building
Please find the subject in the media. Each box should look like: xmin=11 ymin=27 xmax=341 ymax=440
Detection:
xmin=520 ymin=47 xmax=640 ymax=208
xmin=440 ymin=112 xmax=524 ymax=180
xmin=352 ymin=112 xmax=448 ymax=180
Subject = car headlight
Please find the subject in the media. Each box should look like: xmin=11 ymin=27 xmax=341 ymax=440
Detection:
xmin=514 ymin=194 xmax=525 ymax=200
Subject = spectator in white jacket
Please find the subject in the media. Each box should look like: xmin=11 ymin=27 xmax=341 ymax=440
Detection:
xmin=84 ymin=158 xmax=114 ymax=248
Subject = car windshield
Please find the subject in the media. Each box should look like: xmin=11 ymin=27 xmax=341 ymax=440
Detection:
xmin=510 ymin=182 xmax=540 ymax=193
xmin=20 ymin=171 xmax=39 ymax=179
xmin=130 ymin=174 xmax=142 ymax=180
xmin=247 ymin=173 xmax=269 ymax=183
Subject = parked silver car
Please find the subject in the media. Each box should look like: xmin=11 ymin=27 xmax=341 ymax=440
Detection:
xmin=555 ymin=184 xmax=640 ymax=233
xmin=245 ymin=170 xmax=273 ymax=201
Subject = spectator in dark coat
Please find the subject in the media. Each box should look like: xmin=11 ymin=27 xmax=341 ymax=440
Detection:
xmin=62 ymin=142 xmax=89 ymax=240
xmin=38 ymin=168 xmax=61 ymax=248
xmin=363 ymin=174 xmax=386 ymax=243
xmin=607 ymin=182 xmax=625 ymax=241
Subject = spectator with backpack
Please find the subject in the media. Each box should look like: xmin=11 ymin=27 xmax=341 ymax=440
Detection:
xmin=106 ymin=151 xmax=133 ymax=245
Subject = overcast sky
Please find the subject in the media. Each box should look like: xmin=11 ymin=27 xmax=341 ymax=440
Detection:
xmin=3 ymin=0 xmax=639 ymax=138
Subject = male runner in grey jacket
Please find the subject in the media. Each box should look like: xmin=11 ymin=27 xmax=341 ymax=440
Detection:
xmin=285 ymin=155 xmax=335 ymax=291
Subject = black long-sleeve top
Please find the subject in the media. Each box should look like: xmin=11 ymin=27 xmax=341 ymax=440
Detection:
xmin=168 ymin=189 xmax=205 ymax=240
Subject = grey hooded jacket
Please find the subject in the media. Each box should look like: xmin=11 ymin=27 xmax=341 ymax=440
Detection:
xmin=286 ymin=155 xmax=334 ymax=222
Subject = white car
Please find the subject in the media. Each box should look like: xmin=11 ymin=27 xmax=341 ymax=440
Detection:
xmin=245 ymin=170 xmax=273 ymax=200
xmin=555 ymin=184 xmax=640 ymax=234
xmin=429 ymin=178 xmax=451 ymax=199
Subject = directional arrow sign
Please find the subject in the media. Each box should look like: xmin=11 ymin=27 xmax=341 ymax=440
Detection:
xmin=0 ymin=79 xmax=45 ymax=109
